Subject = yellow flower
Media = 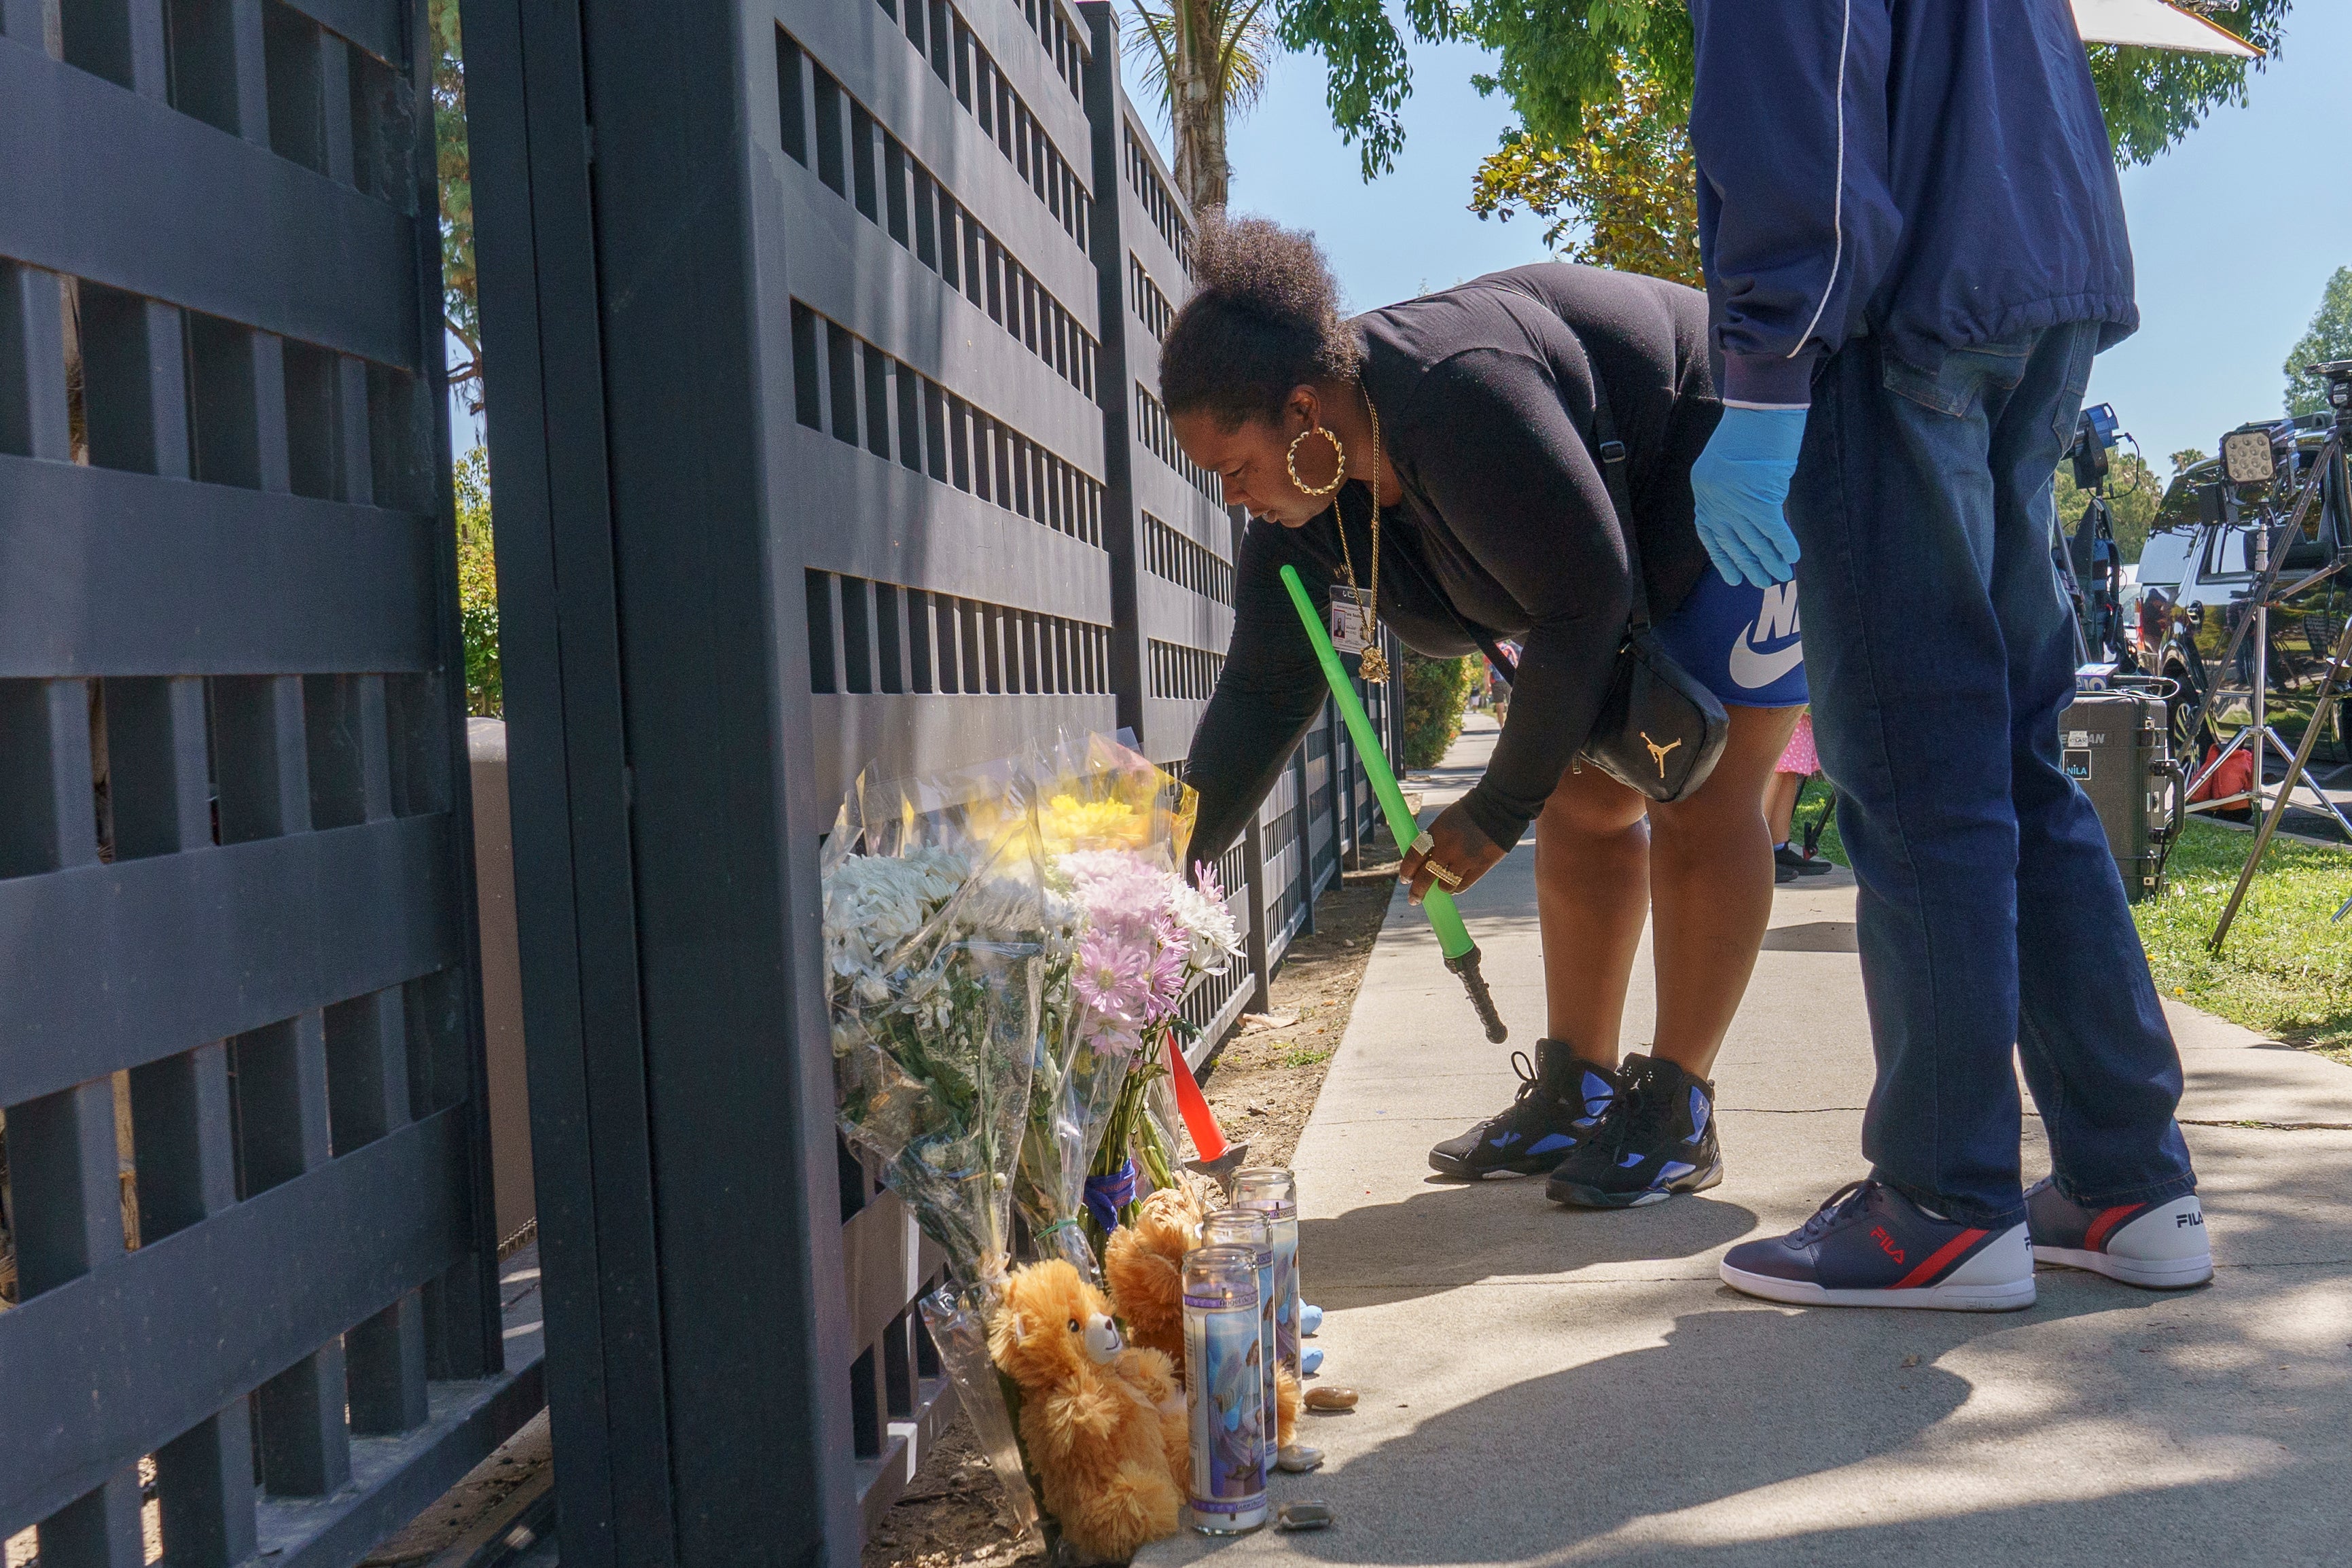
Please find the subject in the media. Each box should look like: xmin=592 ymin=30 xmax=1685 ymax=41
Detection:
xmin=1043 ymin=793 xmax=1150 ymax=852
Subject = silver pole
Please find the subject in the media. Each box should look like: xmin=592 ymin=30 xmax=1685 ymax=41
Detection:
xmin=2252 ymin=520 xmax=2269 ymax=819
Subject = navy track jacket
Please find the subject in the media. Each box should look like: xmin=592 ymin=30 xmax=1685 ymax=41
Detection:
xmin=1688 ymin=0 xmax=2138 ymax=408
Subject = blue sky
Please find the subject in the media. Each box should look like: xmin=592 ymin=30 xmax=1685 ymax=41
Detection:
xmin=1126 ymin=5 xmax=2351 ymax=479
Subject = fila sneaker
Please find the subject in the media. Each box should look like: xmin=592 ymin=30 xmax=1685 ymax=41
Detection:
xmin=1545 ymin=1053 xmax=1722 ymax=1209
xmin=2027 ymin=1177 xmax=2212 ymax=1289
xmin=1427 ymin=1039 xmax=1617 ymax=1179
xmin=1720 ymin=1180 xmax=2035 ymax=1311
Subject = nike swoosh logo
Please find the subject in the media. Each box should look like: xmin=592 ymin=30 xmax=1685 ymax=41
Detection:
xmin=1728 ymin=622 xmax=1804 ymax=688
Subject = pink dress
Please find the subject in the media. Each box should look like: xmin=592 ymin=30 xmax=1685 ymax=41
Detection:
xmin=1776 ymin=709 xmax=1818 ymax=777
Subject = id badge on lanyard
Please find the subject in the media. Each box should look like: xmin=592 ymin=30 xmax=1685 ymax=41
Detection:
xmin=1328 ymin=585 xmax=1376 ymax=656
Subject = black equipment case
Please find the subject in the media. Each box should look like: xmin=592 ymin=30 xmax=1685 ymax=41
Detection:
xmin=2059 ymin=685 xmax=2182 ymax=902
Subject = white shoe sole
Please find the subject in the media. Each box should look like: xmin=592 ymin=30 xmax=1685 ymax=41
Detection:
xmin=2033 ymin=1244 xmax=2213 ymax=1289
xmin=1720 ymin=1260 xmax=2036 ymax=1311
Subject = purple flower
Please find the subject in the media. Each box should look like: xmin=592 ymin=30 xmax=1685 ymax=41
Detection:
xmin=1074 ymin=932 xmax=1147 ymax=1027
xmin=1141 ymin=927 xmax=1188 ymax=1016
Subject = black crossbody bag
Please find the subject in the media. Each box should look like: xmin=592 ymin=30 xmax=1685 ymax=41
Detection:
xmin=1465 ymin=385 xmax=1730 ymax=804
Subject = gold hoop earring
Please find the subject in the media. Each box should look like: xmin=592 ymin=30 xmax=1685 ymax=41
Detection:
xmin=1285 ymin=425 xmax=1347 ymax=497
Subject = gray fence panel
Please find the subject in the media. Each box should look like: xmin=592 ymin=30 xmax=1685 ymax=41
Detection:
xmin=779 ymin=0 xmax=1122 ymax=1529
xmin=463 ymin=0 xmax=1374 ymax=1560
xmin=467 ymin=0 xmax=877 ymax=1561
xmin=0 ymin=2 xmax=522 ymax=1565
xmin=0 ymin=455 xmax=440 ymax=677
xmin=0 ymin=43 xmax=423 ymax=367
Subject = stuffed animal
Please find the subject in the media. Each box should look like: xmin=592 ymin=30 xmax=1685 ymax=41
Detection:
xmin=990 ymin=1260 xmax=1187 ymax=1560
xmin=1103 ymin=1186 xmax=1199 ymax=1371
xmin=1105 ymin=1186 xmax=1302 ymax=1448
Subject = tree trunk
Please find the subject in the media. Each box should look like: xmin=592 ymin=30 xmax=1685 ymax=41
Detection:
xmin=1169 ymin=1 xmax=1228 ymax=213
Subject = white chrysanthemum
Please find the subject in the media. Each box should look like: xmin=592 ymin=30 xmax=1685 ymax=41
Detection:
xmin=823 ymin=848 xmax=971 ymax=982
xmin=1166 ymin=878 xmax=1242 ymax=972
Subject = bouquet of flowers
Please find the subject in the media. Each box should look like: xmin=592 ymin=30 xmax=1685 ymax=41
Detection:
xmin=1018 ymin=737 xmax=1241 ymax=1255
xmin=1010 ymin=736 xmax=1201 ymax=1277
xmin=1063 ymin=847 xmax=1241 ymax=1253
xmin=823 ymin=764 xmax=1069 ymax=1544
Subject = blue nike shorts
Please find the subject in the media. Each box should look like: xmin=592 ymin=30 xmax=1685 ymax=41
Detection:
xmin=1652 ymin=571 xmax=1808 ymax=709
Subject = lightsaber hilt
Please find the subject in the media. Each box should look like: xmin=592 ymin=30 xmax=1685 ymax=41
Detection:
xmin=1445 ymin=946 xmax=1508 ymax=1044
xmin=1278 ymin=565 xmax=1505 ymax=1040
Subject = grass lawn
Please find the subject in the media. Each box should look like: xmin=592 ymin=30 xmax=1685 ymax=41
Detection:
xmin=1789 ymin=791 xmax=2352 ymax=1066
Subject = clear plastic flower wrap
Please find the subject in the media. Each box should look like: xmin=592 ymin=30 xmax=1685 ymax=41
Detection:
xmin=825 ymin=761 xmax=1067 ymax=1535
xmin=1020 ymin=735 xmax=1242 ymax=1259
xmin=918 ymin=1283 xmax=1044 ymax=1550
xmin=1008 ymin=735 xmax=1181 ymax=1275
xmin=824 ymin=758 xmax=1071 ymax=1294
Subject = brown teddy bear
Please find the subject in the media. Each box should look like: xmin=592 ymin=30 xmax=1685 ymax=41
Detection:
xmin=990 ymin=1260 xmax=1188 ymax=1561
xmin=1105 ymin=1186 xmax=1301 ymax=1448
xmin=1104 ymin=1185 xmax=1200 ymax=1372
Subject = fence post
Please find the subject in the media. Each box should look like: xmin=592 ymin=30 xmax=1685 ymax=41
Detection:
xmin=465 ymin=1 xmax=860 ymax=1562
xmin=1293 ymin=742 xmax=1317 ymax=936
xmin=1242 ymin=814 xmax=1272 ymax=1012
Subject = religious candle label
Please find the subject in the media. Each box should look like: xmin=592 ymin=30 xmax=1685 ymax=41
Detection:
xmin=1183 ymin=1287 xmax=1267 ymax=1529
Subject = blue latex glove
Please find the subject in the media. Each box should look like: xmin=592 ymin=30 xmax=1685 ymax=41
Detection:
xmin=1690 ymin=406 xmax=1806 ymax=588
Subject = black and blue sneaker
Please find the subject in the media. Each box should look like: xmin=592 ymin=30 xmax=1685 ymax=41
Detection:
xmin=1720 ymin=1179 xmax=2035 ymax=1311
xmin=1545 ymin=1053 xmax=1722 ymax=1208
xmin=1427 ymin=1039 xmax=1616 ymax=1179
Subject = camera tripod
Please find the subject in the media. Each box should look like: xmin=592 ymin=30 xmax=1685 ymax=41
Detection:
xmin=2203 ymin=361 xmax=2352 ymax=949
xmin=2181 ymin=505 xmax=2352 ymax=843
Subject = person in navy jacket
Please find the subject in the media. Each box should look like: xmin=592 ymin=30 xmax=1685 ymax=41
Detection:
xmin=1693 ymin=1 xmax=2212 ymax=1310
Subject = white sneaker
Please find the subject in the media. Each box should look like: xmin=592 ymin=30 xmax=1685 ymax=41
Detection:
xmin=2025 ymin=1177 xmax=2212 ymax=1289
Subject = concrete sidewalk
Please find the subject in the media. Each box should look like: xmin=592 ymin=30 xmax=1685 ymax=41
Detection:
xmin=1149 ymin=715 xmax=2352 ymax=1566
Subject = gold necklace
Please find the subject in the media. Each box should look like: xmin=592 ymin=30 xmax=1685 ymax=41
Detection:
xmin=1330 ymin=384 xmax=1388 ymax=683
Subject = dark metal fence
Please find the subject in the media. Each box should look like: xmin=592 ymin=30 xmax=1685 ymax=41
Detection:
xmin=465 ymin=0 xmax=1395 ymax=1556
xmin=0 ymin=0 xmax=1396 ymax=1561
xmin=0 ymin=1 xmax=534 ymax=1563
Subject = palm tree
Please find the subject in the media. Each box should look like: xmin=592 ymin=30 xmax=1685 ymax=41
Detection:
xmin=1122 ymin=0 xmax=1277 ymax=213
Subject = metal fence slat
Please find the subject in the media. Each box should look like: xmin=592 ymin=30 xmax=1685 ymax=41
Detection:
xmin=278 ymin=0 xmax=401 ymax=68
xmin=0 ymin=455 xmax=439 ymax=676
xmin=3 ymin=1076 xmax=124 ymax=1299
xmin=0 ymin=258 xmax=70 ymax=457
xmin=0 ymin=1104 xmax=471 ymax=1526
xmin=154 ymin=1402 xmax=261 ymax=1568
xmin=0 ymin=41 xmax=421 ymax=366
xmin=0 ymin=814 xmax=461 ymax=1109
xmin=32 ymin=1465 xmax=145 ymax=1568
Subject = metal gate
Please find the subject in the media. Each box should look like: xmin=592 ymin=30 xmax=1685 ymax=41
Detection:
xmin=0 ymin=1 xmax=529 ymax=1565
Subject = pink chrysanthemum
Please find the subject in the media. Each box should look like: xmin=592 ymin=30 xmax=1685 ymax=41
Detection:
xmin=1073 ymin=931 xmax=1147 ymax=1027
xmin=1140 ymin=925 xmax=1188 ymax=1016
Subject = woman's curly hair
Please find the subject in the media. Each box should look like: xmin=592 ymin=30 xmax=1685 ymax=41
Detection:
xmin=1159 ymin=213 xmax=1361 ymax=426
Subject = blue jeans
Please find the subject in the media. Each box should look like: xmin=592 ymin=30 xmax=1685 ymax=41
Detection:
xmin=1785 ymin=323 xmax=2197 ymax=1228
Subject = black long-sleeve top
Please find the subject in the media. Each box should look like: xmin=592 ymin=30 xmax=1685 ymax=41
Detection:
xmin=1184 ymin=264 xmax=1723 ymax=869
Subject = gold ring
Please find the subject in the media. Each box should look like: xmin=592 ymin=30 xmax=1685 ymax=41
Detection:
xmin=1426 ymin=861 xmax=1463 ymax=889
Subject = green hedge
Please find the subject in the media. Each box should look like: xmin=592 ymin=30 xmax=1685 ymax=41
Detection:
xmin=454 ymin=447 xmax=501 ymax=717
xmin=1400 ymin=652 xmax=1478 ymax=769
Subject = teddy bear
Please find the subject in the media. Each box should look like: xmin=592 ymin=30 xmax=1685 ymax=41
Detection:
xmin=1105 ymin=1185 xmax=1302 ymax=1448
xmin=1103 ymin=1186 xmax=1199 ymax=1370
xmin=989 ymin=1260 xmax=1188 ymax=1561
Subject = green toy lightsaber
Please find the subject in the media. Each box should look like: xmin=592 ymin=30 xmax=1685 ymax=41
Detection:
xmin=1281 ymin=564 xmax=1508 ymax=1043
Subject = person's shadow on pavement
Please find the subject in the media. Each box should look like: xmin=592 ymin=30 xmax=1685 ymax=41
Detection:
xmin=1260 ymin=1306 xmax=1971 ymax=1563
xmin=1300 ymin=1187 xmax=1759 ymax=1306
